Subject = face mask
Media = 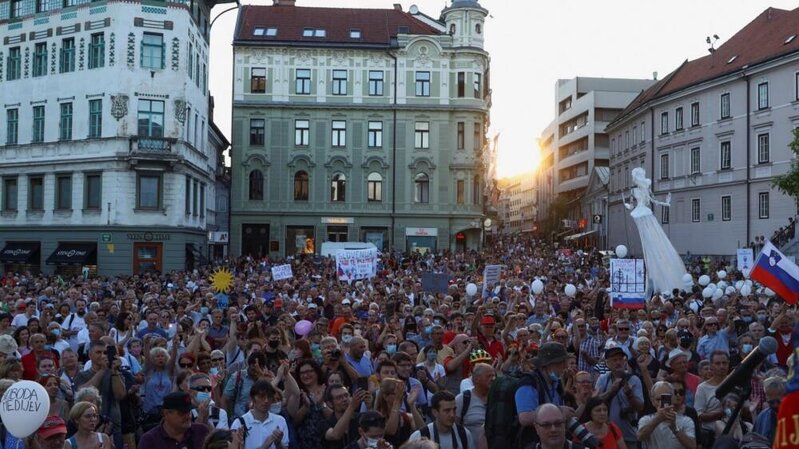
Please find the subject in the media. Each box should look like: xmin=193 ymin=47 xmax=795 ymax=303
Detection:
xmin=386 ymin=344 xmax=397 ymax=354
xmin=268 ymin=340 xmax=280 ymax=349
xmin=427 ymin=352 xmax=437 ymax=362
xmin=44 ymin=344 xmax=53 ymax=350
xmin=433 ymin=320 xmax=441 ymax=326
xmin=342 ymin=335 xmax=353 ymax=343
xmin=51 ymin=329 xmax=61 ymax=337
xmin=270 ymin=402 xmax=282 ymax=414
xmin=366 ymin=438 xmax=380 ymax=448
xmin=741 ymin=344 xmax=753 ymax=354
xmin=548 ymin=371 xmax=560 ymax=383
xmin=424 ymin=326 xmax=433 ymax=335
xmin=200 ymin=307 xmax=209 ymax=315
xmin=406 ymin=332 xmax=416 ymax=340
xmin=195 ymin=391 xmax=211 ymax=403
xmin=743 ymin=316 xmax=752 ymax=323
xmin=210 ymin=367 xmax=219 ymax=376
xmin=724 ymin=408 xmax=732 ymax=418
xmin=311 ymin=343 xmax=321 ymax=352
xmin=589 ymin=325 xmax=599 ymax=332
xmin=757 ymin=314 xmax=768 ymax=321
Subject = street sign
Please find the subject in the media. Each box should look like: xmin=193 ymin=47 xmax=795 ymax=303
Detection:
xmin=100 ymin=233 xmax=112 ymax=243
xmin=592 ymin=214 xmax=603 ymax=224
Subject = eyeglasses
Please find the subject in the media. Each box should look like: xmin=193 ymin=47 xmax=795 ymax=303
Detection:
xmin=536 ymin=420 xmax=565 ymax=429
xmin=617 ymin=327 xmax=630 ymax=331
xmin=673 ymin=389 xmax=685 ymax=396
xmin=299 ymin=370 xmax=315 ymax=375
xmin=179 ymin=363 xmax=193 ymax=368
xmin=706 ymin=323 xmax=719 ymax=327
xmin=211 ymin=358 xmax=223 ymax=362
xmin=192 ymin=386 xmax=212 ymax=392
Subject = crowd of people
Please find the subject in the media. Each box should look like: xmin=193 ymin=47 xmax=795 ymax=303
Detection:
xmin=0 ymin=234 xmax=793 ymax=449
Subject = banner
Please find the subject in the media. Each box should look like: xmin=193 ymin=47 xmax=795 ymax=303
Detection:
xmin=610 ymin=258 xmax=646 ymax=309
xmin=271 ymin=264 xmax=294 ymax=281
xmin=482 ymin=264 xmax=502 ymax=298
xmin=737 ymin=248 xmax=754 ymax=276
xmin=422 ymin=272 xmax=450 ymax=294
xmin=336 ymin=248 xmax=378 ymax=282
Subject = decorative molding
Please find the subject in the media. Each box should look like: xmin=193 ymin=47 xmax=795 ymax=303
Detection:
xmin=361 ymin=156 xmax=389 ymax=170
xmin=324 ymin=155 xmax=353 ymax=169
xmin=23 ymin=47 xmax=29 ymax=78
xmin=134 ymin=17 xmax=173 ymax=30
xmin=60 ymin=11 xmax=77 ymax=20
xmin=135 ymin=92 xmax=169 ymax=99
xmin=8 ymin=23 xmax=22 ymax=30
xmin=0 ymin=52 xmax=3 ymax=82
xmin=78 ymin=37 xmax=85 ymax=70
xmin=4 ymin=33 xmax=26 ymax=45
xmin=170 ymin=37 xmax=179 ymax=70
xmin=85 ymin=93 xmax=105 ymax=99
xmin=110 ymin=94 xmax=128 ymax=120
xmin=84 ymin=19 xmax=109 ymax=30
xmin=141 ymin=6 xmax=167 ymax=14
xmin=30 ymin=99 xmax=47 ymax=105
xmin=174 ymin=98 xmax=186 ymax=123
xmin=56 ymin=24 xmax=80 ymax=35
xmin=408 ymin=157 xmax=437 ymax=171
xmin=89 ymin=6 xmax=107 ymax=14
xmin=287 ymin=154 xmax=316 ymax=168
xmin=30 ymin=29 xmax=53 ymax=40
xmin=34 ymin=17 xmax=49 ymax=25
xmin=126 ymin=33 xmax=135 ymax=69
xmin=49 ymin=42 xmax=56 ymax=75
xmin=109 ymin=33 xmax=115 ymax=66
xmin=4 ymin=103 xmax=22 ymax=108
xmin=242 ymin=154 xmax=270 ymax=168
xmin=57 ymin=96 xmax=75 ymax=101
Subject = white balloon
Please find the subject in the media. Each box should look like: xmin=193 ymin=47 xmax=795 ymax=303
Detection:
xmin=744 ymin=280 xmax=753 ymax=288
xmin=735 ymin=281 xmax=744 ymax=291
xmin=702 ymin=286 xmax=714 ymax=298
xmin=465 ymin=283 xmax=477 ymax=297
xmin=765 ymin=288 xmax=776 ymax=297
xmin=743 ymin=268 xmax=751 ymax=279
xmin=707 ymin=283 xmax=717 ymax=293
xmin=615 ymin=245 xmax=628 ymax=258
xmin=698 ymin=275 xmax=711 ymax=286
xmin=725 ymin=286 xmax=736 ymax=296
xmin=717 ymin=270 xmax=727 ymax=280
xmin=712 ymin=288 xmax=724 ymax=300
xmin=0 ymin=380 xmax=50 ymax=438
xmin=531 ymin=279 xmax=544 ymax=295
xmin=565 ymin=284 xmax=577 ymax=297
xmin=740 ymin=285 xmax=752 ymax=296
xmin=682 ymin=273 xmax=693 ymax=284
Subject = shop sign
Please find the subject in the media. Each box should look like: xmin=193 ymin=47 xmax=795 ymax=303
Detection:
xmin=126 ymin=232 xmax=171 ymax=241
xmin=2 ymin=248 xmax=31 ymax=257
xmin=209 ymin=232 xmax=229 ymax=243
xmin=100 ymin=233 xmax=112 ymax=243
xmin=405 ymin=227 xmax=438 ymax=237
xmin=321 ymin=217 xmax=354 ymax=224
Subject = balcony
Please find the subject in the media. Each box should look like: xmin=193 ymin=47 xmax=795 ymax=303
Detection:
xmin=128 ymin=136 xmax=179 ymax=167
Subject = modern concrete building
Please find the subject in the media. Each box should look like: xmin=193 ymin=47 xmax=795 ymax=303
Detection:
xmin=0 ymin=0 xmax=229 ymax=275
xmin=607 ymin=7 xmax=799 ymax=257
xmin=497 ymin=171 xmax=535 ymax=234
xmin=538 ymin=77 xmax=654 ymax=239
xmin=229 ymin=0 xmax=491 ymax=257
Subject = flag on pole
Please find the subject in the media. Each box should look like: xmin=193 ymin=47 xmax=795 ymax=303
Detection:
xmin=749 ymin=240 xmax=799 ymax=304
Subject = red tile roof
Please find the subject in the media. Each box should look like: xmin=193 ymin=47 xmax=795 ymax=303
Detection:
xmin=612 ymin=7 xmax=799 ymax=127
xmin=234 ymin=5 xmax=442 ymax=46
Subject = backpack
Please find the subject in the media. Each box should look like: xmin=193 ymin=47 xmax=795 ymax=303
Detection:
xmin=226 ymin=370 xmax=244 ymax=425
xmin=460 ymin=389 xmax=471 ymax=423
xmin=420 ymin=423 xmax=469 ymax=449
xmin=485 ymin=371 xmax=560 ymax=449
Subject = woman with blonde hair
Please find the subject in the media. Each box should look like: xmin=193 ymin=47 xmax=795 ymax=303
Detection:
xmin=65 ymin=401 xmax=112 ymax=449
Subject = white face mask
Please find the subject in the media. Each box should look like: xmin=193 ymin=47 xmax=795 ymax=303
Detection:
xmin=270 ymin=402 xmax=282 ymax=414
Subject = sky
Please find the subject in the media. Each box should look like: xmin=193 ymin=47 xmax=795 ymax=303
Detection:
xmin=207 ymin=0 xmax=799 ymax=178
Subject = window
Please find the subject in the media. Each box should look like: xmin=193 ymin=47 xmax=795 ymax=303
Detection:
xmin=796 ymin=73 xmax=799 ymax=101
xmin=456 ymin=180 xmax=465 ymax=204
xmin=29 ymin=176 xmax=43 ymax=210
xmin=474 ymin=73 xmax=481 ymax=98
xmin=350 ymin=29 xmax=361 ymax=39
xmin=367 ymin=172 xmax=382 ymax=202
xmin=757 ymin=133 xmax=770 ymax=164
xmin=332 ymin=70 xmax=347 ymax=95
xmin=474 ymin=123 xmax=482 ymax=151
xmin=757 ymin=82 xmax=769 ymax=109
xmin=457 ymin=122 xmax=465 ymax=149
xmin=188 ymin=43 xmax=193 ymax=80
xmin=33 ymin=43 xmax=47 ymax=77
xmin=414 ymin=122 xmax=430 ymax=149
xmin=457 ymin=72 xmax=465 ymax=97
xmin=414 ymin=173 xmax=429 ymax=203
xmin=625 ymin=131 xmax=629 ymax=149
xmin=199 ymin=183 xmax=205 ymax=218
xmin=720 ymin=141 xmax=731 ymax=169
xmin=302 ymin=28 xmax=313 ymax=37
xmin=59 ymin=103 xmax=73 ymax=141
xmin=759 ymin=192 xmax=770 ymax=218
xmin=36 ymin=0 xmax=47 ymax=13
xmin=331 ymin=120 xmax=346 ymax=147
xmin=295 ymin=119 xmax=310 ymax=146
xmin=32 ymin=106 xmax=45 ymax=143
xmin=88 ymin=99 xmax=102 ymax=138
xmin=202 ymin=63 xmax=207 ymax=92
xmin=55 ymin=174 xmax=72 ymax=210
xmin=59 ymin=38 xmax=75 ymax=73
xmin=7 ymin=47 xmax=21 ymax=81
xmin=661 ymin=205 xmax=669 ymax=224
xmin=368 ymin=71 xmax=384 ymax=96
xmin=137 ymin=100 xmax=164 ymax=137
xmin=80 ymin=172 xmax=101 ymax=210
xmin=330 ymin=174 xmax=346 ymax=202
xmin=690 ymin=102 xmax=699 ymax=126
xmin=690 ymin=147 xmax=700 ymax=174
xmin=720 ymin=93 xmax=730 ymax=119
xmin=415 ymin=71 xmax=430 ymax=97
xmin=632 ymin=126 xmax=637 ymax=146
xmin=141 ymin=33 xmax=164 ymax=69
xmin=473 ymin=175 xmax=480 ymax=205
xmin=249 ymin=119 xmax=265 ymax=146
xmin=137 ymin=174 xmax=161 ymax=209
xmin=87 ymin=33 xmax=105 ymax=69
xmin=3 ymin=178 xmax=17 ymax=211
xmin=675 ymin=107 xmax=683 ymax=131
xmin=296 ymin=69 xmax=311 ymax=94
xmin=641 ymin=121 xmax=646 ymax=143
xmin=691 ymin=198 xmax=700 ymax=222
xmin=6 ymin=109 xmax=18 ymax=145
xmin=660 ymin=153 xmax=669 ymax=179
xmin=251 ymin=68 xmax=266 ymax=93
xmin=660 ymin=112 xmax=668 ymax=134
xmin=185 ymin=176 xmax=191 ymax=215
xmin=248 ymin=170 xmax=263 ymax=200
xmin=721 ymin=195 xmax=731 ymax=221
xmin=367 ymin=121 xmax=383 ymax=148
xmin=293 ymin=171 xmax=309 ymax=201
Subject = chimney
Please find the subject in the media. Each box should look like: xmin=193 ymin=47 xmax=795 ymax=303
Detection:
xmin=273 ymin=0 xmax=296 ymax=5
xmin=393 ymin=3 xmax=402 ymax=10
xmin=652 ymin=71 xmax=658 ymax=81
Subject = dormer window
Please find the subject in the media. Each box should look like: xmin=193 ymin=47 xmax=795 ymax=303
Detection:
xmin=303 ymin=28 xmax=314 ymax=37
xmin=350 ymin=29 xmax=361 ymax=39
xmin=786 ymin=34 xmax=797 ymax=44
xmin=253 ymin=27 xmax=265 ymax=36
xmin=314 ymin=29 xmax=326 ymax=37
xmin=265 ymin=28 xmax=277 ymax=36
xmin=398 ymin=26 xmax=410 ymax=34
xmin=727 ymin=55 xmax=737 ymax=64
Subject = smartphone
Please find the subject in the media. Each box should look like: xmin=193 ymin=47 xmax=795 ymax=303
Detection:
xmin=106 ymin=345 xmax=117 ymax=365
xmin=661 ymin=393 xmax=672 ymax=407
xmin=355 ymin=377 xmax=369 ymax=392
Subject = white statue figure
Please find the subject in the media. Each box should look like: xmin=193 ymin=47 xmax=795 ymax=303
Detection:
xmin=623 ymin=167 xmax=688 ymax=294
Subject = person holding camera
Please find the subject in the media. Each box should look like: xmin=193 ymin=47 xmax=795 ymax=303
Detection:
xmin=636 ymin=381 xmax=696 ymax=449
xmin=73 ymin=340 xmax=126 ymax=449
xmin=593 ymin=345 xmax=644 ymax=449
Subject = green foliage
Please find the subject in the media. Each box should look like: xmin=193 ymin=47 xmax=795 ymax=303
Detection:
xmin=772 ymin=128 xmax=799 ymax=207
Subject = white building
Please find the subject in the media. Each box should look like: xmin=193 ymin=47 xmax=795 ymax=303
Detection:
xmin=498 ymin=172 xmax=535 ymax=234
xmin=0 ymin=0 xmax=230 ymax=275
xmin=607 ymin=7 xmax=799 ymax=257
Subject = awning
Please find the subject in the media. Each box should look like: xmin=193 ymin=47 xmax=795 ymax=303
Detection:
xmin=564 ymin=229 xmax=598 ymax=241
xmin=46 ymin=243 xmax=97 ymax=265
xmin=0 ymin=242 xmax=40 ymax=263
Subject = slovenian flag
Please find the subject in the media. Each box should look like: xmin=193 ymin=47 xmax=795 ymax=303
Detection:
xmin=750 ymin=240 xmax=799 ymax=304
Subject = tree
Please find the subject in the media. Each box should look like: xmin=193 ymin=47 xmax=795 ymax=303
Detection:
xmin=773 ymin=128 xmax=799 ymax=209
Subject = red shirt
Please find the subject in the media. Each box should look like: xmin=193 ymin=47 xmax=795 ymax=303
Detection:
xmin=21 ymin=350 xmax=60 ymax=380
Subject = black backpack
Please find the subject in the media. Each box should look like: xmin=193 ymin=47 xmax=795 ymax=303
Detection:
xmin=420 ymin=423 xmax=469 ymax=449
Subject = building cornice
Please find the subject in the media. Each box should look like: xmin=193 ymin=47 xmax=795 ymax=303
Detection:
xmin=232 ymin=101 xmax=489 ymax=114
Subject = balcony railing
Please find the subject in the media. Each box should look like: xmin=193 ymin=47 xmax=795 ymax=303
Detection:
xmin=130 ymin=136 xmax=175 ymax=153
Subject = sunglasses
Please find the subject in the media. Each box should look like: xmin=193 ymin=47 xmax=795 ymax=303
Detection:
xmin=536 ymin=420 xmax=565 ymax=429
xmin=192 ymin=386 xmax=213 ymax=392
xmin=211 ymin=358 xmax=223 ymax=362
xmin=179 ymin=363 xmax=193 ymax=368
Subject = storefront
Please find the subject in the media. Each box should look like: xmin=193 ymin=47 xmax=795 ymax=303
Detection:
xmin=360 ymin=227 xmax=389 ymax=252
xmin=405 ymin=227 xmax=438 ymax=254
xmin=241 ymin=224 xmax=270 ymax=258
xmin=46 ymin=242 xmax=98 ymax=276
xmin=286 ymin=225 xmax=316 ymax=256
xmin=322 ymin=217 xmax=353 ymax=243
xmin=0 ymin=241 xmax=41 ymax=274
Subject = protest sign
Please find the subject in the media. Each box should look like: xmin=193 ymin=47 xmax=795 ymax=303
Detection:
xmin=271 ymin=264 xmax=294 ymax=281
xmin=422 ymin=272 xmax=450 ymax=294
xmin=482 ymin=264 xmax=502 ymax=298
xmin=737 ymin=248 xmax=754 ymax=275
xmin=610 ymin=258 xmax=646 ymax=309
xmin=336 ymin=248 xmax=378 ymax=281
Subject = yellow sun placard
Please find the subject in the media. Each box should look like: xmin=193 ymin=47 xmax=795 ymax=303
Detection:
xmin=210 ymin=267 xmax=234 ymax=293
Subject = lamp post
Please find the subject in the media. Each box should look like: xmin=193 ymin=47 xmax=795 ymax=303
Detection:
xmin=210 ymin=0 xmax=240 ymax=30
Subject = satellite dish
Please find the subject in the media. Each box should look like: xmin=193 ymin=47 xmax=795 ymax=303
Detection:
xmin=409 ymin=4 xmax=419 ymax=14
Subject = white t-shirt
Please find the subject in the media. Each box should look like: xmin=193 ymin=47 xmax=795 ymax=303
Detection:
xmin=409 ymin=423 xmax=474 ymax=449
xmin=637 ymin=413 xmax=695 ymax=449
xmin=694 ymin=381 xmax=721 ymax=431
xmin=61 ymin=313 xmax=86 ymax=351
xmin=231 ymin=411 xmax=289 ymax=449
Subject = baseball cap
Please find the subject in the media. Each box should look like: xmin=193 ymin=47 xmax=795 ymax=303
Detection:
xmin=38 ymin=416 xmax=67 ymax=439
xmin=162 ymin=392 xmax=192 ymax=412
xmin=341 ymin=299 xmax=351 ymax=305
xmin=604 ymin=346 xmax=626 ymax=359
xmin=480 ymin=316 xmax=496 ymax=326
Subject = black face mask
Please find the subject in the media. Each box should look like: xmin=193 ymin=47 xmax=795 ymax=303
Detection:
xmin=268 ymin=340 xmax=280 ymax=349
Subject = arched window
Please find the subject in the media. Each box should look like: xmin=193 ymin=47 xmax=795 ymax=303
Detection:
xmin=414 ymin=173 xmax=429 ymax=204
xmin=473 ymin=175 xmax=481 ymax=205
xmin=331 ymin=173 xmax=346 ymax=202
xmin=293 ymin=171 xmax=309 ymax=201
xmin=449 ymin=24 xmax=456 ymax=35
xmin=248 ymin=170 xmax=263 ymax=200
xmin=475 ymin=23 xmax=482 ymax=34
xmin=367 ymin=172 xmax=383 ymax=202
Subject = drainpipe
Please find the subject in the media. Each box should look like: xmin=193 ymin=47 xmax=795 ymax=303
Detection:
xmin=649 ymin=107 xmax=655 ymax=186
xmin=745 ymin=70 xmax=751 ymax=246
xmin=387 ymin=41 xmax=398 ymax=251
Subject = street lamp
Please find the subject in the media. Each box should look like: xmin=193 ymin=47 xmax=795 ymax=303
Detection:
xmin=210 ymin=0 xmax=240 ymax=30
